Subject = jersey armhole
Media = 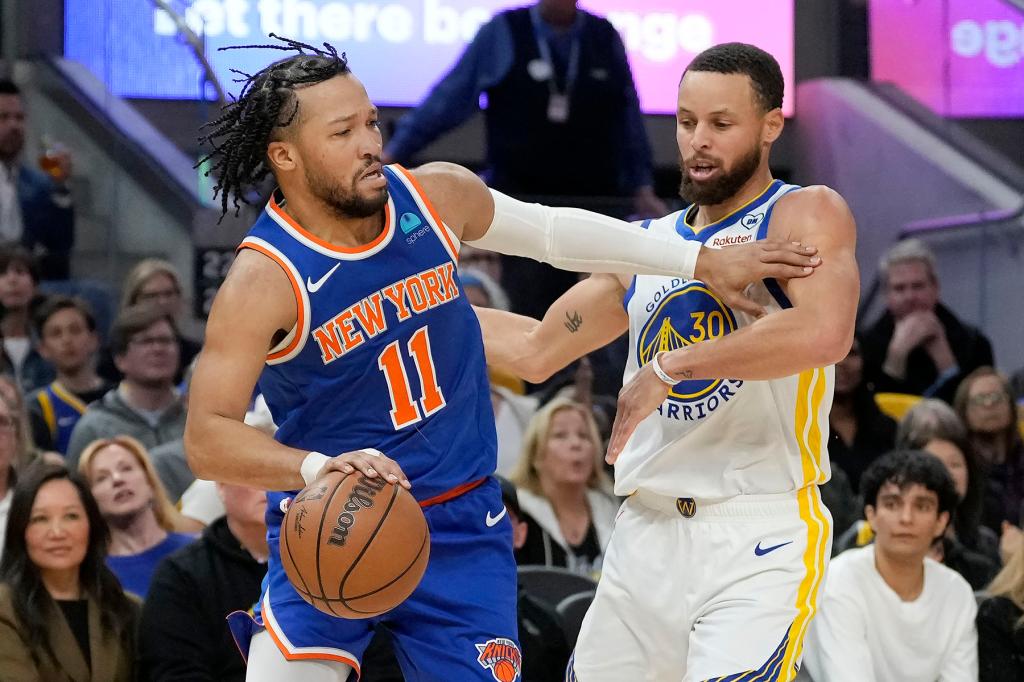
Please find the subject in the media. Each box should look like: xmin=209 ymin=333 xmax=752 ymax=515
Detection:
xmin=760 ymin=186 xmax=801 ymax=310
xmin=389 ymin=164 xmax=461 ymax=264
xmin=237 ymin=238 xmax=311 ymax=364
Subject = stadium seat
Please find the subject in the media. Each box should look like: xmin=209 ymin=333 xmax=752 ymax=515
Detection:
xmin=874 ymin=392 xmax=923 ymax=421
xmin=556 ymin=589 xmax=595 ymax=647
xmin=517 ymin=566 xmax=597 ymax=610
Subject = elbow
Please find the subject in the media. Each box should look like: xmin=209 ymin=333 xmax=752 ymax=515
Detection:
xmin=813 ymin=326 xmax=855 ymax=367
xmin=183 ymin=419 xmax=214 ymax=481
xmin=517 ymin=354 xmax=560 ymax=385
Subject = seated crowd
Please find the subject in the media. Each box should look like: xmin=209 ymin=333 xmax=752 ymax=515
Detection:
xmin=0 ymin=236 xmax=1021 ymax=681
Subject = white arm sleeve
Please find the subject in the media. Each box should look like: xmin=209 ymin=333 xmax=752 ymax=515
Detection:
xmin=466 ymin=189 xmax=700 ymax=278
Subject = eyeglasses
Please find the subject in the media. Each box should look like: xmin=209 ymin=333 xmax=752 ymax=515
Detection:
xmin=968 ymin=391 xmax=1008 ymax=407
xmin=129 ymin=335 xmax=177 ymax=349
xmin=136 ymin=289 xmax=180 ymax=303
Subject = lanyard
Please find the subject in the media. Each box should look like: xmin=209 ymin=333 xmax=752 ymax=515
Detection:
xmin=529 ymin=5 xmax=581 ymax=98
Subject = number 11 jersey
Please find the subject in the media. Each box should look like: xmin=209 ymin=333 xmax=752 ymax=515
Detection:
xmin=240 ymin=164 xmax=496 ymax=502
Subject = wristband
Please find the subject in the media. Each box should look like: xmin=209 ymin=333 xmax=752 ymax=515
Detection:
xmin=651 ymin=352 xmax=679 ymax=386
xmin=300 ymin=451 xmax=330 ymax=487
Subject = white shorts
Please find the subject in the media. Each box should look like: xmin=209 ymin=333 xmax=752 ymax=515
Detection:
xmin=570 ymin=486 xmax=832 ymax=682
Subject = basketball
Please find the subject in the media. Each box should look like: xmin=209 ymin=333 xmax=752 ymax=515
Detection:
xmin=280 ymin=470 xmax=430 ymax=618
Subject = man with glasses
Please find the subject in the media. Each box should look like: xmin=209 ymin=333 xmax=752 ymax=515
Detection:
xmin=65 ymin=304 xmax=185 ymax=470
xmin=861 ymin=239 xmax=993 ymax=403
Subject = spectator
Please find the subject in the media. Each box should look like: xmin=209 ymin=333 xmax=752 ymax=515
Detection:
xmin=0 ymin=392 xmax=24 ymax=561
xmin=27 ymin=296 xmax=109 ymax=455
xmin=955 ymin=367 xmax=1024 ymax=531
xmin=385 ymin=0 xmax=664 ymax=320
xmin=509 ymin=397 xmax=618 ymax=577
xmin=500 ymin=475 xmax=572 ymax=682
xmin=139 ymin=480 xmax=267 ymax=681
xmin=0 ymin=245 xmax=54 ymax=392
xmin=65 ymin=304 xmax=185 ymax=471
xmin=77 ymin=436 xmax=195 ymax=598
xmin=0 ymin=79 xmax=75 ymax=280
xmin=828 ymin=336 xmax=897 ymax=492
xmin=0 ymin=464 xmax=137 ymax=680
xmin=978 ymin=539 xmax=1024 ymax=681
xmin=100 ymin=259 xmax=201 ymax=385
xmin=899 ymin=399 xmax=999 ymax=559
xmin=803 ymin=450 xmax=977 ymax=682
xmin=861 ymin=239 xmax=994 ymax=402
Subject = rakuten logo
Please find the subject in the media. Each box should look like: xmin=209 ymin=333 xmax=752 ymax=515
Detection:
xmin=711 ymin=234 xmax=752 ymax=247
xmin=950 ymin=19 xmax=1024 ymax=68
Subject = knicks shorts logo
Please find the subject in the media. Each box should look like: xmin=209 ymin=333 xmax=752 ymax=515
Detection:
xmin=475 ymin=637 xmax=522 ymax=682
xmin=637 ymin=281 xmax=738 ymax=404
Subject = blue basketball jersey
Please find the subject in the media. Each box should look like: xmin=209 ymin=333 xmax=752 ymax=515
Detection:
xmin=33 ymin=382 xmax=88 ymax=455
xmin=239 ymin=165 xmax=497 ymax=502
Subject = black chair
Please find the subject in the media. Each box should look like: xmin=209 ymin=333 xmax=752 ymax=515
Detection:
xmin=556 ymin=590 xmax=595 ymax=648
xmin=516 ymin=566 xmax=597 ymax=610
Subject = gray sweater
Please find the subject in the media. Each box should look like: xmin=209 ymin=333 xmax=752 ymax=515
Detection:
xmin=65 ymin=387 xmax=187 ymax=472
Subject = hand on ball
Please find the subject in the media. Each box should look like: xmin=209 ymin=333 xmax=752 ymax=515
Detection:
xmin=318 ymin=448 xmax=412 ymax=489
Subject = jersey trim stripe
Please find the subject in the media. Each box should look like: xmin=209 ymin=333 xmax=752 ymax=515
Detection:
xmin=260 ymin=589 xmax=361 ymax=672
xmin=238 ymin=237 xmax=311 ymax=364
xmin=51 ymin=382 xmax=88 ymax=413
xmin=418 ymin=477 xmax=486 ymax=507
xmin=779 ymin=485 xmax=830 ymax=680
xmin=391 ymin=164 xmax=460 ymax=263
xmin=265 ymin=192 xmax=397 ymax=260
xmin=37 ymin=391 xmax=57 ymax=440
xmin=680 ymin=179 xmax=782 ymax=235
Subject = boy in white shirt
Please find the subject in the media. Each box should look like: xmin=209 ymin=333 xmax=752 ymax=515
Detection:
xmin=803 ymin=450 xmax=978 ymax=681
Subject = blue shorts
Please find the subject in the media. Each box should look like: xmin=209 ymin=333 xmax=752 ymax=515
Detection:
xmin=229 ymin=477 xmax=521 ymax=681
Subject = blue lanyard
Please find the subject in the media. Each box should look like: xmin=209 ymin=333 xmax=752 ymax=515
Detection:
xmin=529 ymin=5 xmax=582 ymax=97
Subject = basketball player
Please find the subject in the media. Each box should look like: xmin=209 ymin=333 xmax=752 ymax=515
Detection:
xmin=184 ymin=37 xmax=821 ymax=682
xmin=479 ymin=43 xmax=859 ymax=681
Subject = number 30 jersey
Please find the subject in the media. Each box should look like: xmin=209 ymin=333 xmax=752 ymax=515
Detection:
xmin=239 ymin=165 xmax=496 ymax=502
xmin=616 ymin=180 xmax=834 ymax=499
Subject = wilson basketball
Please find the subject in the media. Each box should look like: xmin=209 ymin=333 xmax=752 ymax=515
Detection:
xmin=280 ymin=470 xmax=430 ymax=618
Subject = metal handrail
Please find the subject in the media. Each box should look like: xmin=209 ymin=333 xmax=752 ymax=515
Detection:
xmin=899 ymin=203 xmax=1024 ymax=239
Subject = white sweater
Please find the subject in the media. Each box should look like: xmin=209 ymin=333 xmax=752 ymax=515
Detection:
xmin=803 ymin=545 xmax=978 ymax=682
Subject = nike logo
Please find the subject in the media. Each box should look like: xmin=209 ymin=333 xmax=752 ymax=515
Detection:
xmin=306 ymin=263 xmax=340 ymax=293
xmin=485 ymin=507 xmax=507 ymax=527
xmin=754 ymin=540 xmax=793 ymax=556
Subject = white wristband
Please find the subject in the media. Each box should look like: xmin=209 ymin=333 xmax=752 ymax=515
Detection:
xmin=651 ymin=352 xmax=678 ymax=386
xmin=300 ymin=452 xmax=330 ymax=487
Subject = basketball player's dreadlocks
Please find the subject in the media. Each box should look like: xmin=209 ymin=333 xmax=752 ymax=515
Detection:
xmin=197 ymin=34 xmax=349 ymax=220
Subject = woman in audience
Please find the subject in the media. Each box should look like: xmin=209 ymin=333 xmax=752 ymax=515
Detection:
xmin=78 ymin=436 xmax=194 ymax=597
xmin=828 ymin=336 xmax=898 ymax=492
xmin=0 ymin=463 xmax=138 ymax=680
xmin=0 ymin=392 xmax=25 ymax=561
xmin=955 ymin=367 xmax=1024 ymax=531
xmin=978 ymin=540 xmax=1024 ymax=681
xmin=100 ymin=258 xmax=200 ymax=383
xmin=509 ymin=398 xmax=618 ymax=578
xmin=0 ymin=245 xmax=53 ymax=393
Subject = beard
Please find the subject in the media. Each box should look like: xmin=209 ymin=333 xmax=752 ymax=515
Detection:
xmin=305 ymin=162 xmax=388 ymax=219
xmin=679 ymin=142 xmax=762 ymax=207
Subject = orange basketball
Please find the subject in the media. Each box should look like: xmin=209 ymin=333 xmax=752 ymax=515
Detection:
xmin=280 ymin=470 xmax=430 ymax=618
xmin=493 ymin=659 xmax=518 ymax=682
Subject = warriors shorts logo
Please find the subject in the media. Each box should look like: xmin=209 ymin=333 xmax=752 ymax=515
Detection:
xmin=475 ymin=637 xmax=522 ymax=682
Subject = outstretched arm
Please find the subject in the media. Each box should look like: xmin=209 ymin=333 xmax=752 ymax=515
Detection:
xmin=608 ymin=186 xmax=859 ymax=460
xmin=410 ymin=162 xmax=821 ymax=317
xmin=476 ymin=273 xmax=630 ymax=384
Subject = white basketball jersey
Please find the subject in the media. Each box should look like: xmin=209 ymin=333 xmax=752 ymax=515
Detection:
xmin=616 ymin=180 xmax=834 ymax=499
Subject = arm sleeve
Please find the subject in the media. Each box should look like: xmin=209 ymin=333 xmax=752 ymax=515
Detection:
xmin=802 ymin=592 xmax=876 ymax=682
xmin=138 ymin=561 xmax=219 ymax=682
xmin=608 ymin=28 xmax=653 ymax=192
xmin=468 ymin=190 xmax=699 ymax=278
xmin=386 ymin=17 xmax=513 ymax=162
xmin=939 ymin=591 xmax=978 ymax=682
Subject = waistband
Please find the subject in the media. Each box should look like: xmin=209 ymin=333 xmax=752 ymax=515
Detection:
xmin=630 ymin=488 xmax=808 ymax=520
xmin=418 ymin=477 xmax=487 ymax=508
